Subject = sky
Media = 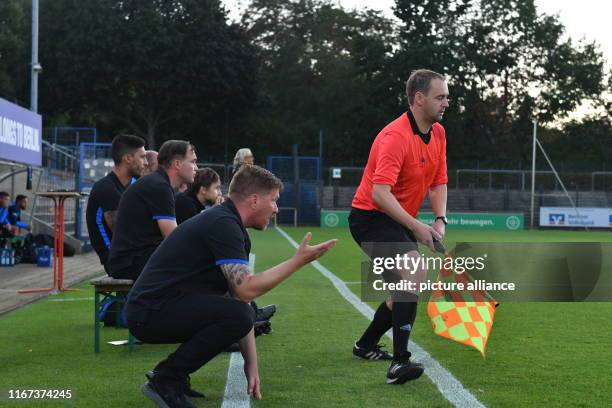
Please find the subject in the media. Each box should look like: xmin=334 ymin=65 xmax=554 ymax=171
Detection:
xmin=224 ymin=0 xmax=612 ymax=68
xmin=223 ymin=0 xmax=611 ymax=121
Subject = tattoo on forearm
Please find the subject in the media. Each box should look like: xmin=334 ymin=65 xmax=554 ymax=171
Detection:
xmin=220 ymin=263 xmax=252 ymax=291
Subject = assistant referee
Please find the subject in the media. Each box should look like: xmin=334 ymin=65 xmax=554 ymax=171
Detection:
xmin=349 ymin=69 xmax=450 ymax=384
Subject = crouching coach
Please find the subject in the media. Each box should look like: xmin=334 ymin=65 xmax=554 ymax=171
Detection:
xmin=126 ymin=165 xmax=337 ymax=408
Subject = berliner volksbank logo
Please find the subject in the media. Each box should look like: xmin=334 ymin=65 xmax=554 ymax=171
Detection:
xmin=549 ymin=214 xmax=565 ymax=225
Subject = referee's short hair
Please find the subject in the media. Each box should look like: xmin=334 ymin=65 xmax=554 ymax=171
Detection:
xmin=188 ymin=168 xmax=220 ymax=196
xmin=111 ymin=134 xmax=146 ymax=165
xmin=158 ymin=140 xmax=196 ymax=168
xmin=406 ymin=69 xmax=446 ymax=106
xmin=229 ymin=165 xmax=283 ymax=200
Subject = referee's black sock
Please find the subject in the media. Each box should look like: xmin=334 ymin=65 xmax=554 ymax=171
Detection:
xmin=392 ymin=301 xmax=418 ymax=360
xmin=356 ymin=301 xmax=392 ymax=349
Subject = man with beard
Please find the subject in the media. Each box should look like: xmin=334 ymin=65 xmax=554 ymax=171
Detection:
xmin=107 ymin=140 xmax=197 ymax=280
xmin=86 ymin=134 xmax=147 ymax=273
xmin=175 ymin=167 xmax=276 ymax=342
xmin=126 ymin=165 xmax=336 ymax=407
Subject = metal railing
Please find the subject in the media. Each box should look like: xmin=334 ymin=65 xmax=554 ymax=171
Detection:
xmin=455 ymin=169 xmax=600 ymax=191
xmin=272 ymin=207 xmax=298 ymax=227
xmin=30 ymin=141 xmax=80 ymax=235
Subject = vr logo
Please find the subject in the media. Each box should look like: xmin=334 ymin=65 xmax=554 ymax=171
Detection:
xmin=549 ymin=214 xmax=565 ymax=225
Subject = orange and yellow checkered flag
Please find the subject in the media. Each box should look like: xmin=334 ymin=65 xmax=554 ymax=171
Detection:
xmin=427 ymin=256 xmax=498 ymax=357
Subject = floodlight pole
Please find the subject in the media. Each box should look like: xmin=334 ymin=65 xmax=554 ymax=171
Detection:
xmin=530 ymin=120 xmax=537 ymax=229
xmin=30 ymin=0 xmax=40 ymax=112
xmin=319 ymin=129 xmax=323 ymax=180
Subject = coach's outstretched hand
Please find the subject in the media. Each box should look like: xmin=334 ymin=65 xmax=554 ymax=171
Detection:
xmin=294 ymin=232 xmax=337 ymax=267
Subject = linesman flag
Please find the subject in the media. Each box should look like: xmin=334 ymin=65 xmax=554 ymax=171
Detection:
xmin=427 ymin=249 xmax=498 ymax=357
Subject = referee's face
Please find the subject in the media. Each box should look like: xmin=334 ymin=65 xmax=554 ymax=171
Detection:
xmin=424 ymin=79 xmax=449 ymax=123
xmin=251 ymin=188 xmax=280 ymax=230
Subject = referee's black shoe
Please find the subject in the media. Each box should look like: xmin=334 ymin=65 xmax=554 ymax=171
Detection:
xmin=146 ymin=371 xmax=205 ymax=398
xmin=386 ymin=353 xmax=424 ymax=384
xmin=352 ymin=342 xmax=393 ymax=361
xmin=141 ymin=378 xmax=197 ymax=408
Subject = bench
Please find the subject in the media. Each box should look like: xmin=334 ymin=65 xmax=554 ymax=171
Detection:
xmin=90 ymin=276 xmax=135 ymax=353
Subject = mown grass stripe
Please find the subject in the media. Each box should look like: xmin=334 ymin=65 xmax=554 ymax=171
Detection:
xmin=275 ymin=226 xmax=486 ymax=408
xmin=220 ymin=254 xmax=257 ymax=408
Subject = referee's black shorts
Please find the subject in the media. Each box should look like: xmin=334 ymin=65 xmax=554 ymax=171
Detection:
xmin=349 ymin=207 xmax=421 ymax=301
xmin=348 ymin=207 xmax=418 ymax=257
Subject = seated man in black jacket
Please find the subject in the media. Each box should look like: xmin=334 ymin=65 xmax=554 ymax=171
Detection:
xmin=175 ymin=168 xmax=222 ymax=224
xmin=107 ymin=140 xmax=197 ymax=280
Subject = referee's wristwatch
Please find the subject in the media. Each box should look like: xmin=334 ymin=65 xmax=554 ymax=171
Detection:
xmin=435 ymin=215 xmax=448 ymax=225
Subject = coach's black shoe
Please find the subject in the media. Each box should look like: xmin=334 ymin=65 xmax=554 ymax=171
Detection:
xmin=182 ymin=376 xmax=205 ymax=399
xmin=353 ymin=342 xmax=393 ymax=361
xmin=386 ymin=354 xmax=424 ymax=384
xmin=254 ymin=319 xmax=272 ymax=337
xmin=141 ymin=379 xmax=198 ymax=408
xmin=146 ymin=371 xmax=205 ymax=399
xmin=255 ymin=304 xmax=277 ymax=321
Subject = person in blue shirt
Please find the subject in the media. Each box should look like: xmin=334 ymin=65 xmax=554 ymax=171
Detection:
xmin=0 ymin=191 xmax=12 ymax=227
xmin=7 ymin=195 xmax=30 ymax=232
xmin=0 ymin=191 xmax=15 ymax=244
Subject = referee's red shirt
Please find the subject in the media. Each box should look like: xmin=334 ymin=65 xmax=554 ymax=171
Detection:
xmin=352 ymin=113 xmax=448 ymax=217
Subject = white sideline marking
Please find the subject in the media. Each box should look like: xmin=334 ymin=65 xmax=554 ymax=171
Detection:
xmin=221 ymin=352 xmax=249 ymax=408
xmin=47 ymin=297 xmax=94 ymax=302
xmin=276 ymin=227 xmax=486 ymax=408
xmin=220 ymin=254 xmax=256 ymax=408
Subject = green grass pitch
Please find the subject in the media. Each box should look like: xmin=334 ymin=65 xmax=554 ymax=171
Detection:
xmin=0 ymin=227 xmax=611 ymax=407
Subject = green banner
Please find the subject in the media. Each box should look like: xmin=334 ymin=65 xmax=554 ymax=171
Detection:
xmin=418 ymin=212 xmax=523 ymax=230
xmin=320 ymin=210 xmax=523 ymax=230
xmin=320 ymin=210 xmax=350 ymax=228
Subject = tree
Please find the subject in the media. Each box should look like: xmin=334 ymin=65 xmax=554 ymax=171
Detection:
xmin=391 ymin=0 xmax=606 ymax=168
xmin=0 ymin=0 xmax=29 ymax=105
xmin=241 ymin=0 xmax=397 ymax=162
xmin=38 ymin=0 xmax=259 ymax=149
